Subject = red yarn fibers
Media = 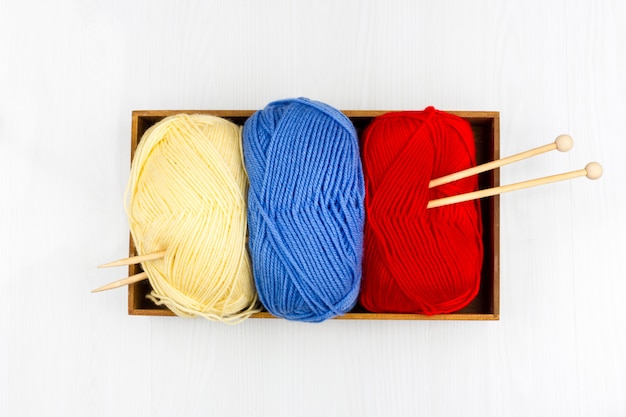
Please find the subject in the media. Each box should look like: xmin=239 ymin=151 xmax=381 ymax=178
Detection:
xmin=359 ymin=107 xmax=483 ymax=315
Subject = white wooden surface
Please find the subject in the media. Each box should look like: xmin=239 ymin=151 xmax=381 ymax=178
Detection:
xmin=1 ymin=1 xmax=624 ymax=416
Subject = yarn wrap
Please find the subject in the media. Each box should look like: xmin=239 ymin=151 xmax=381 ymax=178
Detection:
xmin=359 ymin=107 xmax=483 ymax=315
xmin=243 ymin=98 xmax=365 ymax=322
xmin=126 ymin=113 xmax=259 ymax=323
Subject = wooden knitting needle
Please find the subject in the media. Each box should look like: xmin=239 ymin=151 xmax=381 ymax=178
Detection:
xmin=428 ymin=162 xmax=602 ymax=209
xmin=98 ymin=251 xmax=166 ymax=268
xmin=91 ymin=272 xmax=148 ymax=293
xmin=94 ymin=251 xmax=163 ymax=293
xmin=429 ymin=134 xmax=574 ymax=188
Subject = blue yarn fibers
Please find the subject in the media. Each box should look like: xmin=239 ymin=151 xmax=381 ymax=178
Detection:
xmin=243 ymin=98 xmax=365 ymax=322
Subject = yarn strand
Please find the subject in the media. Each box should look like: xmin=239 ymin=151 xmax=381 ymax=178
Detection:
xmin=243 ymin=98 xmax=365 ymax=322
xmin=360 ymin=107 xmax=483 ymax=315
xmin=125 ymin=114 xmax=260 ymax=323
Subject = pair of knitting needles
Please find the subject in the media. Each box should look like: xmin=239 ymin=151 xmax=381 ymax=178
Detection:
xmin=93 ymin=134 xmax=602 ymax=293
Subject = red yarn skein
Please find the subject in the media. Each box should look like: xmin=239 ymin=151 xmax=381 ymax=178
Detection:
xmin=360 ymin=107 xmax=483 ymax=315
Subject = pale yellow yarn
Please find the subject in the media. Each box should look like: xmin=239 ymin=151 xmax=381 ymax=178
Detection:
xmin=125 ymin=113 xmax=260 ymax=323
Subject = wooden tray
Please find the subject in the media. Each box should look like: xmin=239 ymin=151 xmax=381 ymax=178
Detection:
xmin=127 ymin=110 xmax=500 ymax=320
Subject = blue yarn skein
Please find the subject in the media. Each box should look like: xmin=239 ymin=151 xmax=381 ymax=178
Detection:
xmin=243 ymin=98 xmax=365 ymax=322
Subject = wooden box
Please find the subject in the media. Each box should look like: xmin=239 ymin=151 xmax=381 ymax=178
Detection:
xmin=127 ymin=110 xmax=500 ymax=320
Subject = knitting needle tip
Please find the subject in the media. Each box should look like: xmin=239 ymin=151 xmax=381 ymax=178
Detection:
xmin=91 ymin=272 xmax=149 ymax=293
xmin=98 ymin=251 xmax=166 ymax=268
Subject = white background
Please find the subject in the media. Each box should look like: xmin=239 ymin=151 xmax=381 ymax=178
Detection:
xmin=1 ymin=1 xmax=624 ymax=416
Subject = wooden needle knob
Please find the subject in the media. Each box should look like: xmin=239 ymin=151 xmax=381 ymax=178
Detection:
xmin=585 ymin=162 xmax=603 ymax=180
xmin=555 ymin=134 xmax=574 ymax=152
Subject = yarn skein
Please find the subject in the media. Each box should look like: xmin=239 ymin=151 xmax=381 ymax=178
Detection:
xmin=359 ymin=107 xmax=483 ymax=315
xmin=125 ymin=113 xmax=260 ymax=323
xmin=243 ymin=98 xmax=365 ymax=322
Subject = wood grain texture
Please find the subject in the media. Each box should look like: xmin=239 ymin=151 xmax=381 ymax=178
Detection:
xmin=0 ymin=1 xmax=623 ymax=416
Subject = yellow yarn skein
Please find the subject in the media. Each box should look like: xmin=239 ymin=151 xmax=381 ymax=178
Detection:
xmin=125 ymin=113 xmax=260 ymax=323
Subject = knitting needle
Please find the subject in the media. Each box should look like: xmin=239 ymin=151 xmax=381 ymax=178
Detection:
xmin=429 ymin=134 xmax=574 ymax=188
xmin=91 ymin=272 xmax=148 ymax=293
xmin=98 ymin=250 xmax=166 ymax=268
xmin=427 ymin=162 xmax=602 ymax=209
